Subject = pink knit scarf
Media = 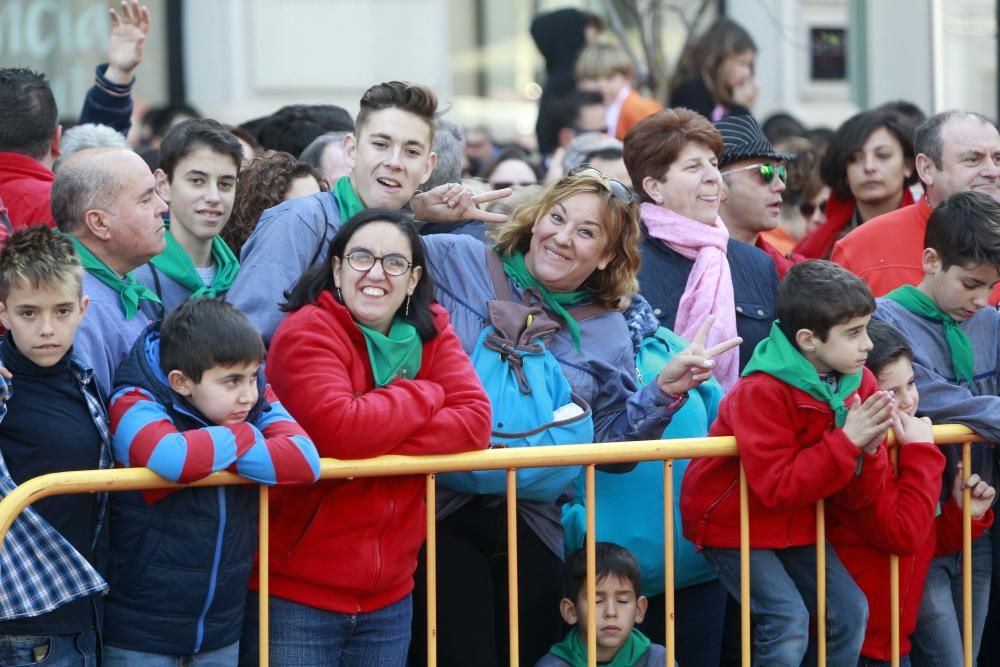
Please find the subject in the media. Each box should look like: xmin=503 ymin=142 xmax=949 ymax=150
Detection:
xmin=641 ymin=202 xmax=740 ymax=390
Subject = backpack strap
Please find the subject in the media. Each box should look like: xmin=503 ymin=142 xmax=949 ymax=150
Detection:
xmin=565 ymin=303 xmax=612 ymax=322
xmin=484 ymin=246 xmax=515 ymax=303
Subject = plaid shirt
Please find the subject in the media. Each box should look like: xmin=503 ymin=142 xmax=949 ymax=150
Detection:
xmin=0 ymin=354 xmax=112 ymax=621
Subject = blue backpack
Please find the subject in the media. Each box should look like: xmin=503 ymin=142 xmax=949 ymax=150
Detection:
xmin=437 ymin=249 xmax=601 ymax=502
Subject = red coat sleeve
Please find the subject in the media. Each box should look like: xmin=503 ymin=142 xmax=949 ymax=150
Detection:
xmin=934 ymin=498 xmax=995 ymax=557
xmin=724 ymin=376 xmax=875 ymax=509
xmin=267 ymin=307 xmax=453 ymax=459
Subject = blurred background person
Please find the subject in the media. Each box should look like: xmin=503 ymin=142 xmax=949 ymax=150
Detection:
xmin=299 ymin=130 xmax=352 ymax=189
xmin=669 ymin=17 xmax=757 ymax=121
xmin=576 ymin=41 xmax=661 ymax=141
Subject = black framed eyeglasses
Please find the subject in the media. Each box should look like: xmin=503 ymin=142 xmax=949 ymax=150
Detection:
xmin=799 ymin=198 xmax=828 ymax=218
xmin=721 ymin=162 xmax=788 ymax=185
xmin=344 ymin=251 xmax=413 ymax=276
xmin=567 ymin=164 xmax=638 ymax=205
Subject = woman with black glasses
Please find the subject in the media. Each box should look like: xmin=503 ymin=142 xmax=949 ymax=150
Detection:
xmin=408 ymin=167 xmax=737 ymax=667
xmin=258 ymin=208 xmax=492 ymax=666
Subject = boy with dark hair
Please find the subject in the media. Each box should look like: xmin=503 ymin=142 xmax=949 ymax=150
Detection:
xmin=103 ymin=297 xmax=321 ymax=664
xmin=133 ymin=118 xmax=244 ymax=314
xmin=875 ymin=189 xmax=1000 ymax=664
xmin=828 ymin=319 xmax=995 ymax=666
xmin=0 ymin=226 xmax=110 ymax=663
xmin=228 ymin=80 xmax=510 ymax=344
xmin=535 ymin=543 xmax=666 ymax=667
xmin=681 ymin=259 xmax=893 ymax=666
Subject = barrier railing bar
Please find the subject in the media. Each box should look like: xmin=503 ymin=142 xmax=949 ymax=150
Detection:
xmin=426 ymin=474 xmax=438 ymax=667
xmin=739 ymin=463 xmax=750 ymax=667
xmin=889 ymin=445 xmax=900 ymax=667
xmin=816 ymin=499 xmax=827 ymax=667
xmin=507 ymin=468 xmax=520 ymax=667
xmin=962 ymin=441 xmax=972 ymax=667
xmin=259 ymin=486 xmax=269 ymax=667
xmin=664 ymin=460 xmax=676 ymax=667
xmin=586 ymin=464 xmax=597 ymax=667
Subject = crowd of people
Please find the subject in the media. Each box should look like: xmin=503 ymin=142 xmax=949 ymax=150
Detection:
xmin=2 ymin=2 xmax=1000 ymax=667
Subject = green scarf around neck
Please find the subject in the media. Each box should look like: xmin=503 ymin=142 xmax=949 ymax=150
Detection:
xmin=742 ymin=321 xmax=862 ymax=428
xmin=549 ymin=628 xmax=652 ymax=667
xmin=149 ymin=226 xmax=240 ymax=299
xmin=333 ymin=176 xmax=365 ymax=221
xmin=357 ymin=318 xmax=423 ymax=387
xmin=63 ymin=233 xmax=160 ymax=320
xmin=885 ymin=284 xmax=975 ymax=384
xmin=500 ymin=250 xmax=591 ymax=349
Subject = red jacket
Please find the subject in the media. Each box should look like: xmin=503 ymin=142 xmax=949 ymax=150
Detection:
xmin=680 ymin=369 xmax=888 ymax=550
xmin=828 ymin=441 xmax=993 ymax=661
xmin=756 ymin=236 xmax=804 ymax=280
xmin=796 ymin=189 xmax=915 ymax=260
xmin=0 ymin=152 xmax=55 ymax=229
xmin=256 ymin=292 xmax=492 ymax=613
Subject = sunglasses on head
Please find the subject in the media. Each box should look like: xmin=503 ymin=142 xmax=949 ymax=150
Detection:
xmin=721 ymin=162 xmax=787 ymax=184
xmin=567 ymin=164 xmax=638 ymax=205
xmin=799 ymin=199 xmax=828 ymax=218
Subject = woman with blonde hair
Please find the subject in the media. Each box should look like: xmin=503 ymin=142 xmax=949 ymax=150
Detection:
xmin=409 ymin=167 xmax=738 ymax=666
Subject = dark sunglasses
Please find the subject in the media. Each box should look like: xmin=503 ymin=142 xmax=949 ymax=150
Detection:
xmin=799 ymin=199 xmax=828 ymax=218
xmin=567 ymin=164 xmax=638 ymax=205
xmin=722 ymin=162 xmax=787 ymax=185
xmin=489 ymin=181 xmax=538 ymax=190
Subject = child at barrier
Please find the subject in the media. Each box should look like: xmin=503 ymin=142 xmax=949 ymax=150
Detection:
xmin=828 ymin=319 xmax=995 ymax=667
xmin=874 ymin=190 xmax=1000 ymax=665
xmin=0 ymin=227 xmax=110 ymax=664
xmin=133 ymin=118 xmax=244 ymax=315
xmin=102 ymin=298 xmax=321 ymax=665
xmin=535 ymin=542 xmax=668 ymax=667
xmin=681 ymin=259 xmax=894 ymax=666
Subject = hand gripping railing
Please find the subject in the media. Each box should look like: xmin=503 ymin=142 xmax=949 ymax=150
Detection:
xmin=0 ymin=425 xmax=984 ymax=667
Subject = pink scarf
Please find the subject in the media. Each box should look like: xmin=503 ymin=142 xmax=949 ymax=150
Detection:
xmin=641 ymin=202 xmax=740 ymax=391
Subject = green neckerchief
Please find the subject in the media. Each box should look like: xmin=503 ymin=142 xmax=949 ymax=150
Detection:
xmin=333 ymin=176 xmax=365 ymax=221
xmin=742 ymin=321 xmax=862 ymax=428
xmin=500 ymin=250 xmax=591 ymax=349
xmin=63 ymin=233 xmax=161 ymax=320
xmin=357 ymin=318 xmax=423 ymax=387
xmin=885 ymin=284 xmax=975 ymax=384
xmin=549 ymin=627 xmax=652 ymax=667
xmin=149 ymin=225 xmax=240 ymax=299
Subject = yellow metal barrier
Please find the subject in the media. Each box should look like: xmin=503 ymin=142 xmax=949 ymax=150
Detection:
xmin=0 ymin=425 xmax=983 ymax=667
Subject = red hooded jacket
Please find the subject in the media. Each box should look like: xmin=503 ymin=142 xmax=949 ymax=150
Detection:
xmin=255 ymin=292 xmax=492 ymax=613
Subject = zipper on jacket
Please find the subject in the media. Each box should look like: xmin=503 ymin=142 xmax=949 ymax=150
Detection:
xmin=372 ymin=481 xmax=396 ymax=595
xmin=696 ymin=478 xmax=739 ymax=548
xmin=193 ymin=487 xmax=227 ymax=653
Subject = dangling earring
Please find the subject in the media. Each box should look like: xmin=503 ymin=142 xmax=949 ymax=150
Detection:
xmin=336 ymin=287 xmax=343 ymax=302
xmin=405 ymin=294 xmax=411 ymax=317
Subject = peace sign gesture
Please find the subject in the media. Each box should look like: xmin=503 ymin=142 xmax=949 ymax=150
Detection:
xmin=410 ymin=183 xmax=513 ymax=224
xmin=656 ymin=315 xmax=742 ymax=397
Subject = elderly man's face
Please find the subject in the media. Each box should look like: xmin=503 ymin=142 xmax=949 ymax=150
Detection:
xmin=104 ymin=151 xmax=168 ymax=273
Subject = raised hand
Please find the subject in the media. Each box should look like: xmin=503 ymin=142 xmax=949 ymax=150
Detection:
xmin=411 ymin=183 xmax=513 ymax=224
xmin=106 ymin=1 xmax=151 ymax=85
xmin=952 ymin=462 xmax=997 ymax=520
xmin=656 ymin=315 xmax=741 ymax=397
xmin=842 ymin=391 xmax=894 ymax=453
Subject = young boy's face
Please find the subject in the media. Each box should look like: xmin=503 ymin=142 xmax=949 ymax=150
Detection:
xmin=0 ymin=282 xmax=88 ymax=368
xmin=876 ymin=356 xmax=919 ymax=416
xmin=803 ymin=314 xmax=873 ymax=375
xmin=922 ymin=253 xmax=999 ymax=322
xmin=156 ymin=147 xmax=239 ymax=247
xmin=170 ymin=361 xmax=260 ymax=425
xmin=560 ymin=575 xmax=647 ymax=662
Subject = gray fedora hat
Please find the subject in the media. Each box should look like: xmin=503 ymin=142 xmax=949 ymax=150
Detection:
xmin=714 ymin=114 xmax=796 ymax=168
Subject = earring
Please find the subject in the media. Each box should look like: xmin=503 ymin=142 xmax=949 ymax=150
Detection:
xmin=405 ymin=295 xmax=411 ymax=317
xmin=336 ymin=287 xmax=343 ymax=302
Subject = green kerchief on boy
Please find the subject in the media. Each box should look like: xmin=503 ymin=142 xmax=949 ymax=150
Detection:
xmin=333 ymin=176 xmax=365 ymax=221
xmin=549 ymin=627 xmax=652 ymax=667
xmin=149 ymin=227 xmax=240 ymax=299
xmin=500 ymin=250 xmax=591 ymax=349
xmin=357 ymin=318 xmax=423 ymax=387
xmin=742 ymin=321 xmax=862 ymax=428
xmin=885 ymin=284 xmax=975 ymax=384
xmin=63 ymin=233 xmax=161 ymax=320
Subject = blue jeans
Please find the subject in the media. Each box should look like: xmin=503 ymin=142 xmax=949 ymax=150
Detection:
xmin=261 ymin=594 xmax=411 ymax=667
xmin=0 ymin=630 xmax=97 ymax=666
xmin=858 ymin=656 xmax=911 ymax=667
xmin=637 ymin=579 xmax=728 ymax=667
xmin=910 ymin=529 xmax=992 ymax=667
xmin=102 ymin=641 xmax=239 ymax=666
xmin=704 ymin=543 xmax=868 ymax=667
